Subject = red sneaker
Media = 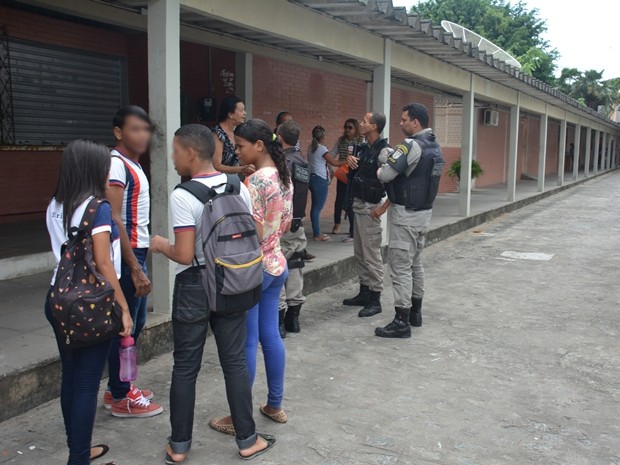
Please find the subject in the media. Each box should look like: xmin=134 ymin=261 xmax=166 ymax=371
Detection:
xmin=103 ymin=385 xmax=154 ymax=410
xmin=111 ymin=386 xmax=162 ymax=418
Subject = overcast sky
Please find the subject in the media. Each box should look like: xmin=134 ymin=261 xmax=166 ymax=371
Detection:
xmin=396 ymin=0 xmax=620 ymax=80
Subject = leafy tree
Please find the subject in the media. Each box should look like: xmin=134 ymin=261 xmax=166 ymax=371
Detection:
xmin=556 ymin=68 xmax=620 ymax=113
xmin=410 ymin=0 xmax=558 ymax=84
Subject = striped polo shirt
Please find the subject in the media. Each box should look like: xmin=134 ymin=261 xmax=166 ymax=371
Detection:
xmin=109 ymin=149 xmax=151 ymax=249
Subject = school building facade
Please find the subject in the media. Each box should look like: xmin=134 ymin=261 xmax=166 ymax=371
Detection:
xmin=0 ymin=0 xmax=619 ymax=310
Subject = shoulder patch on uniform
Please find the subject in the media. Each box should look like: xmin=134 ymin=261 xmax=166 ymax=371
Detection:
xmin=395 ymin=144 xmax=409 ymax=155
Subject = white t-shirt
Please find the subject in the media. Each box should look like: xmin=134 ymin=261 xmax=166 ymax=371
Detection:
xmin=47 ymin=197 xmax=121 ymax=285
xmin=170 ymin=173 xmax=253 ymax=274
xmin=109 ymin=149 xmax=151 ymax=249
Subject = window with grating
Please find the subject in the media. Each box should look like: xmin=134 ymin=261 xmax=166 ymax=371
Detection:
xmin=9 ymin=39 xmax=124 ymax=146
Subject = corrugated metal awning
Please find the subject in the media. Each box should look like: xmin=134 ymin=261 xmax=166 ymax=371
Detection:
xmin=98 ymin=0 xmax=618 ymax=128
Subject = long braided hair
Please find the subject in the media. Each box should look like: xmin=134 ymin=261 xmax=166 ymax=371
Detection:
xmin=235 ymin=119 xmax=291 ymax=187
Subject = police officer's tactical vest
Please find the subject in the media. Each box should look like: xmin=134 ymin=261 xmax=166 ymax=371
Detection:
xmin=350 ymin=138 xmax=389 ymax=205
xmin=285 ymin=147 xmax=310 ymax=232
xmin=386 ymin=131 xmax=445 ymax=211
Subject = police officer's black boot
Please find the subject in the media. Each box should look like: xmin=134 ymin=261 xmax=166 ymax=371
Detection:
xmin=410 ymin=297 xmax=423 ymax=327
xmin=278 ymin=310 xmax=287 ymax=339
xmin=358 ymin=291 xmax=382 ymax=317
xmin=284 ymin=305 xmax=301 ymax=333
xmin=343 ymin=284 xmax=370 ymax=306
xmin=375 ymin=307 xmax=412 ymax=338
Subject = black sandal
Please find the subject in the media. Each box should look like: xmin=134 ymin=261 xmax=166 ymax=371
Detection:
xmin=238 ymin=434 xmax=276 ymax=461
xmin=90 ymin=444 xmax=110 ymax=461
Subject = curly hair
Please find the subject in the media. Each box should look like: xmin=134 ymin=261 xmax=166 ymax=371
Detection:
xmin=234 ymin=119 xmax=291 ymax=187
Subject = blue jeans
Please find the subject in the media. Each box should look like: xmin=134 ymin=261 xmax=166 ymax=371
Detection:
xmin=309 ymin=174 xmax=329 ymax=237
xmin=246 ymin=269 xmax=288 ymax=408
xmin=45 ymin=290 xmax=112 ymax=465
xmin=108 ymin=247 xmax=148 ymax=399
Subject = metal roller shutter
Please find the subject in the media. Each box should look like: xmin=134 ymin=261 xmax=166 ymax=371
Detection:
xmin=9 ymin=40 xmax=124 ymax=145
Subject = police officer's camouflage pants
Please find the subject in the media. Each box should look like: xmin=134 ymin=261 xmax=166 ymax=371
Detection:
xmin=388 ymin=223 xmax=426 ymax=308
xmin=279 ymin=227 xmax=307 ymax=311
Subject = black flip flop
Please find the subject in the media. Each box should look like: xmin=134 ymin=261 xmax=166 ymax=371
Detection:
xmin=238 ymin=433 xmax=276 ymax=461
xmin=90 ymin=444 xmax=110 ymax=462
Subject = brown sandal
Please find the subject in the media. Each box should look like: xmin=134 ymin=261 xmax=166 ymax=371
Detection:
xmin=259 ymin=405 xmax=288 ymax=423
xmin=208 ymin=417 xmax=236 ymax=436
xmin=313 ymin=234 xmax=331 ymax=242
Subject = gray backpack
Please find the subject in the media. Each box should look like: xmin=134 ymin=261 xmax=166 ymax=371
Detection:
xmin=176 ymin=175 xmax=263 ymax=314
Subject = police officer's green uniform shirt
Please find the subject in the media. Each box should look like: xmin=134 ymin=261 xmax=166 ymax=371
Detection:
xmin=378 ymin=128 xmax=434 ymax=230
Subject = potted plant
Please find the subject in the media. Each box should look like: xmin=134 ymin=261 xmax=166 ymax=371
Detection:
xmin=447 ymin=158 xmax=484 ymax=191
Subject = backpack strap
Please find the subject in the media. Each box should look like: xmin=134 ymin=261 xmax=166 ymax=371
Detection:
xmin=176 ymin=175 xmax=242 ymax=203
xmin=176 ymin=180 xmax=218 ymax=204
xmin=67 ymin=198 xmax=106 ymax=240
xmin=224 ymin=173 xmax=241 ymax=194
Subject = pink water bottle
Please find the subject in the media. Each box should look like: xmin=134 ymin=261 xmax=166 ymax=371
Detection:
xmin=119 ymin=336 xmax=138 ymax=382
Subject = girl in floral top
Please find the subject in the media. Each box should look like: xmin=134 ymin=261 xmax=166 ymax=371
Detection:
xmin=209 ymin=119 xmax=293 ymax=434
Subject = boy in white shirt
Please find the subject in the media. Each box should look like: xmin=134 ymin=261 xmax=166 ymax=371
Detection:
xmin=151 ymin=124 xmax=275 ymax=463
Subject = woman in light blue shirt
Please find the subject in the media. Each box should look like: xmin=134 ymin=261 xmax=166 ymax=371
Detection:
xmin=307 ymin=126 xmax=346 ymax=241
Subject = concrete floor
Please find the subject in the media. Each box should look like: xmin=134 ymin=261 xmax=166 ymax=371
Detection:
xmin=0 ymin=171 xmax=618 ymax=464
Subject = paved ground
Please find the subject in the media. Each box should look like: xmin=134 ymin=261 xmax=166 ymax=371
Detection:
xmin=1 ymin=173 xmax=619 ymax=465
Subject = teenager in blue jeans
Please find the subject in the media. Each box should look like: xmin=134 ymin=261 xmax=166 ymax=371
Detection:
xmin=104 ymin=106 xmax=162 ymax=418
xmin=307 ymin=126 xmax=346 ymax=241
xmin=210 ymin=119 xmax=293 ymax=433
xmin=45 ymin=140 xmax=133 ymax=465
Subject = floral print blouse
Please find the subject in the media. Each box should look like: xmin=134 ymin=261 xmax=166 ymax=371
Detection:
xmin=247 ymin=167 xmax=293 ymax=276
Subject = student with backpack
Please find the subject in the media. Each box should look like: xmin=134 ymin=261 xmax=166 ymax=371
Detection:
xmin=209 ymin=119 xmax=293 ymax=434
xmin=150 ymin=124 xmax=275 ymax=463
xmin=104 ymin=105 xmax=162 ymax=418
xmin=46 ymin=139 xmax=133 ymax=465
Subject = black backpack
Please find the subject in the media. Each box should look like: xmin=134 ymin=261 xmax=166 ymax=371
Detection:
xmin=49 ymin=198 xmax=122 ymax=349
xmin=176 ymin=175 xmax=263 ymax=314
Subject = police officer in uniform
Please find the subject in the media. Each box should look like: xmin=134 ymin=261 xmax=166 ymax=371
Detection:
xmin=342 ymin=112 xmax=391 ymax=317
xmin=277 ymin=120 xmax=310 ymax=336
xmin=375 ymin=103 xmax=444 ymax=338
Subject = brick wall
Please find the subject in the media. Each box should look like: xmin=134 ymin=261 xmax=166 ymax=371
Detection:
xmin=476 ymin=109 xmax=509 ymax=187
xmin=0 ymin=5 xmax=238 ymax=221
xmin=0 ymin=5 xmax=128 ymax=57
xmin=0 ymin=150 xmax=62 ymax=222
xmin=0 ymin=6 xmax=129 ymax=223
xmin=389 ymin=88 xmax=435 ymax=144
xmin=252 ymin=55 xmax=368 ymax=223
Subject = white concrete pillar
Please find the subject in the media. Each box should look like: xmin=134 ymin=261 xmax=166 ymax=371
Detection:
xmin=605 ymin=134 xmax=612 ymax=170
xmin=459 ymin=75 xmax=475 ymax=217
xmin=593 ymin=130 xmax=600 ymax=175
xmin=235 ymin=52 xmax=253 ymax=119
xmin=557 ymin=119 xmax=567 ymax=186
xmin=573 ymin=124 xmax=581 ymax=181
xmin=373 ymin=38 xmax=392 ymax=141
xmin=600 ymin=132 xmax=607 ymax=172
xmin=507 ymin=93 xmax=520 ymax=202
xmin=583 ymin=127 xmax=592 ymax=178
xmin=148 ymin=0 xmax=181 ymax=314
xmin=537 ymin=105 xmax=548 ymax=192
xmin=373 ymin=38 xmax=391 ymax=246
